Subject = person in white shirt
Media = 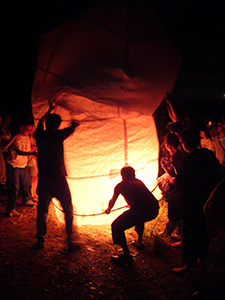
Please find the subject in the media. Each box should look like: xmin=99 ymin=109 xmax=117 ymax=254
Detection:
xmin=6 ymin=118 xmax=36 ymax=217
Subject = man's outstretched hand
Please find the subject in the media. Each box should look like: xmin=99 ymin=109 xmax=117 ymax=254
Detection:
xmin=105 ymin=208 xmax=111 ymax=214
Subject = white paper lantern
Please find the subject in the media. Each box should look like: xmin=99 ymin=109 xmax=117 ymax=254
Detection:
xmin=32 ymin=0 xmax=181 ymax=225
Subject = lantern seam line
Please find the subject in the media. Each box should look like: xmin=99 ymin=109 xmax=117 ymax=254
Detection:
xmin=66 ymin=158 xmax=159 ymax=180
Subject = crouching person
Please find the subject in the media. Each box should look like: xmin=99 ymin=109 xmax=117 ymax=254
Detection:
xmin=105 ymin=166 xmax=159 ymax=266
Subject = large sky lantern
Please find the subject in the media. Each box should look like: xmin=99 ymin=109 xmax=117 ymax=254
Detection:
xmin=32 ymin=0 xmax=181 ymax=226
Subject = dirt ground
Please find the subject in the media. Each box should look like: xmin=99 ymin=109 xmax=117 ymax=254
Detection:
xmin=0 ymin=191 xmax=225 ymax=300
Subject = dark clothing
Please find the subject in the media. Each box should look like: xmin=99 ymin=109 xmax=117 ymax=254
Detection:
xmin=171 ymin=150 xmax=184 ymax=175
xmin=35 ymin=120 xmax=77 ymax=243
xmin=36 ymin=175 xmax=73 ymax=242
xmin=204 ymin=178 xmax=225 ymax=242
xmin=111 ymin=178 xmax=159 ymax=246
xmin=115 ymin=179 xmax=159 ymax=213
xmin=36 ymin=121 xmax=77 ymax=179
xmin=175 ymin=148 xmax=222 ymax=266
xmin=182 ymin=214 xmax=210 ymax=266
xmin=176 ymin=149 xmax=222 ymax=216
xmin=7 ymin=164 xmax=31 ymax=212
xmin=112 ymin=206 xmax=158 ymax=246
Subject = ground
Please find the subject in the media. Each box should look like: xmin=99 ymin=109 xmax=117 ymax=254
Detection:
xmin=0 ymin=191 xmax=225 ymax=300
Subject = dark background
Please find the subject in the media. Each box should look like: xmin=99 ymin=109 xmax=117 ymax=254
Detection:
xmin=1 ymin=0 xmax=224 ymax=124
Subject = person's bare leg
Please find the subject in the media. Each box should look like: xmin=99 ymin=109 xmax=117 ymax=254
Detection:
xmin=31 ymin=176 xmax=38 ymax=200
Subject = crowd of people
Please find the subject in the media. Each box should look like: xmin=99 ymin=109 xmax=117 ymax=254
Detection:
xmin=0 ymin=114 xmax=38 ymax=216
xmin=0 ymin=105 xmax=80 ymax=252
xmin=156 ymin=99 xmax=225 ymax=275
xmin=1 ymin=100 xmax=225 ymax=272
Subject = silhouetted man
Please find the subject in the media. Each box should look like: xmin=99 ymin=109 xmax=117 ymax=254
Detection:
xmin=105 ymin=166 xmax=159 ymax=266
xmin=35 ymin=102 xmax=80 ymax=251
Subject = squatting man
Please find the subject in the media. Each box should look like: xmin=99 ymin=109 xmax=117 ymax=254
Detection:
xmin=105 ymin=166 xmax=159 ymax=266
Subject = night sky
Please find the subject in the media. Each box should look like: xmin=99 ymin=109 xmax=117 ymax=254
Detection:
xmin=152 ymin=1 xmax=225 ymax=102
xmin=1 ymin=0 xmax=224 ymax=122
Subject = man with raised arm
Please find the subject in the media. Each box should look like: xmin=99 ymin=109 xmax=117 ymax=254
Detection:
xmin=34 ymin=102 xmax=80 ymax=251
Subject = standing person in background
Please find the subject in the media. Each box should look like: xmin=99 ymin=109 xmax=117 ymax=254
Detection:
xmin=158 ymin=133 xmax=185 ymax=242
xmin=28 ymin=124 xmax=39 ymax=202
xmin=209 ymin=121 xmax=218 ymax=141
xmin=213 ymin=120 xmax=225 ymax=167
xmin=160 ymin=132 xmax=185 ymax=181
xmin=35 ymin=102 xmax=80 ymax=251
xmin=173 ymin=127 xmax=222 ymax=274
xmin=200 ymin=124 xmax=215 ymax=153
xmin=0 ymin=118 xmax=16 ymax=195
xmin=6 ymin=118 xmax=36 ymax=217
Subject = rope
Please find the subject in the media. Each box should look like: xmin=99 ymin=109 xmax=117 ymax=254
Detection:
xmin=52 ymin=201 xmax=128 ymax=217
xmin=52 ymin=184 xmax=159 ymax=217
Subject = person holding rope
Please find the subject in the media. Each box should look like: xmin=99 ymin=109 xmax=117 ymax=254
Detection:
xmin=105 ymin=166 xmax=159 ymax=266
xmin=34 ymin=102 xmax=80 ymax=251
